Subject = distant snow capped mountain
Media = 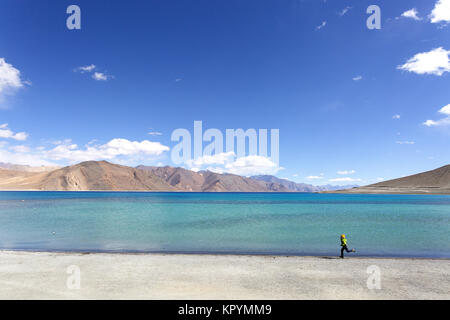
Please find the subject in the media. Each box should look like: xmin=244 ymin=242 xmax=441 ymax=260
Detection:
xmin=250 ymin=175 xmax=359 ymax=192
xmin=316 ymin=184 xmax=360 ymax=191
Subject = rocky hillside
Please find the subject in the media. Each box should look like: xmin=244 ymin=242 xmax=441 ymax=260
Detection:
xmin=136 ymin=166 xmax=290 ymax=192
xmin=0 ymin=161 xmax=176 ymax=191
xmin=333 ymin=165 xmax=450 ymax=194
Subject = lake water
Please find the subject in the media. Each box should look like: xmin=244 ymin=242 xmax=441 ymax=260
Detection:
xmin=0 ymin=192 xmax=449 ymax=258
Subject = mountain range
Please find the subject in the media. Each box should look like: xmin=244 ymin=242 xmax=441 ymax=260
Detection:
xmin=0 ymin=161 xmax=355 ymax=192
xmin=2 ymin=160 xmax=448 ymax=194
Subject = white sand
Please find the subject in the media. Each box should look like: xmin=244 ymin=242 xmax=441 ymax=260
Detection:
xmin=0 ymin=250 xmax=448 ymax=300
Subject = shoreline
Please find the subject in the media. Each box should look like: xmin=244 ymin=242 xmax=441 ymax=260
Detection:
xmin=0 ymin=250 xmax=449 ymax=299
xmin=2 ymin=248 xmax=449 ymax=260
xmin=2 ymin=189 xmax=450 ymax=195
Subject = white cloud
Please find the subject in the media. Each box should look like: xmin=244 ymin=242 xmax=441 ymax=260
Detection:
xmin=337 ymin=170 xmax=355 ymax=175
xmin=11 ymin=132 xmax=28 ymax=141
xmin=329 ymin=177 xmax=362 ymax=183
xmin=225 ymin=155 xmax=281 ymax=176
xmin=0 ymin=148 xmax=57 ymax=167
xmin=338 ymin=6 xmax=352 ymax=16
xmin=0 ymin=138 xmax=55 ymax=167
xmin=0 ymin=124 xmax=28 ymax=141
xmin=51 ymin=139 xmax=73 ymax=145
xmin=439 ymin=104 xmax=450 ymax=115
xmin=423 ymin=104 xmax=450 ymax=127
xmin=105 ymin=139 xmax=168 ymax=156
xmin=45 ymin=138 xmax=169 ymax=162
xmin=316 ymin=21 xmax=327 ymax=30
xmin=392 ymin=114 xmax=401 ymax=119
xmin=424 ymin=120 xmax=438 ymax=127
xmin=187 ymin=152 xmax=235 ymax=168
xmin=306 ymin=175 xmax=324 ymax=180
xmin=0 ymin=58 xmax=25 ymax=103
xmin=397 ymin=47 xmax=450 ymax=76
xmin=75 ymin=65 xmax=114 ymax=81
xmin=352 ymin=75 xmax=362 ymax=81
xmin=92 ymin=72 xmax=112 ymax=81
xmin=75 ymin=64 xmax=96 ymax=73
xmin=401 ymin=8 xmax=422 ymax=21
xmin=148 ymin=131 xmax=163 ymax=136
xmin=0 ymin=126 xmax=171 ymax=166
xmin=10 ymin=145 xmax=30 ymax=153
xmin=186 ymin=152 xmax=281 ymax=176
xmin=430 ymin=0 xmax=450 ymax=24
xmin=396 ymin=141 xmax=415 ymax=145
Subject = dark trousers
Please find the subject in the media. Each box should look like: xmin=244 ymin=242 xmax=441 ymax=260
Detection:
xmin=340 ymin=245 xmax=352 ymax=258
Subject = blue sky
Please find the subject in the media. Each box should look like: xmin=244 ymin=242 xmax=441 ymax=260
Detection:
xmin=0 ymin=0 xmax=450 ymax=185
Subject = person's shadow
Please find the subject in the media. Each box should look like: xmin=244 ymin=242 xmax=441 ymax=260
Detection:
xmin=320 ymin=256 xmax=340 ymax=260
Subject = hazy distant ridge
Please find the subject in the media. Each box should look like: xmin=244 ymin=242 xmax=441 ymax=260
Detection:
xmin=250 ymin=175 xmax=359 ymax=192
xmin=0 ymin=162 xmax=60 ymax=173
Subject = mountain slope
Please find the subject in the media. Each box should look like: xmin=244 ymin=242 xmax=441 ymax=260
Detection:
xmin=0 ymin=161 xmax=286 ymax=192
xmin=0 ymin=161 xmax=177 ymax=191
xmin=136 ymin=166 xmax=206 ymax=191
xmin=0 ymin=161 xmax=362 ymax=192
xmin=136 ymin=166 xmax=287 ymax=192
xmin=11 ymin=161 xmax=448 ymax=194
xmin=334 ymin=165 xmax=450 ymax=194
xmin=0 ymin=168 xmax=43 ymax=189
xmin=41 ymin=161 xmax=179 ymax=191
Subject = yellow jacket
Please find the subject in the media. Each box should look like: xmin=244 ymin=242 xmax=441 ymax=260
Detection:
xmin=341 ymin=238 xmax=347 ymax=246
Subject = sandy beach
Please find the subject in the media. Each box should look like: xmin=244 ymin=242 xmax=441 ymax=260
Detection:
xmin=0 ymin=250 xmax=448 ymax=300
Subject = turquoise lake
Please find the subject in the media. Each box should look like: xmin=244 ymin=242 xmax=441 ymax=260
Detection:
xmin=0 ymin=192 xmax=449 ymax=258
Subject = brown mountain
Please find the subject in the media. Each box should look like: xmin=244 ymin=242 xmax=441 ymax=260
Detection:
xmin=0 ymin=161 xmax=177 ymax=191
xmin=0 ymin=168 xmax=42 ymax=190
xmin=137 ymin=166 xmax=206 ymax=191
xmin=11 ymin=160 xmax=440 ymax=193
xmin=334 ymin=165 xmax=450 ymax=194
xmin=0 ymin=161 xmax=291 ymax=192
xmin=136 ymin=165 xmax=292 ymax=192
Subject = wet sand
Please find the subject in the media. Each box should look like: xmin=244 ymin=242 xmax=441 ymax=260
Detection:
xmin=0 ymin=250 xmax=448 ymax=299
